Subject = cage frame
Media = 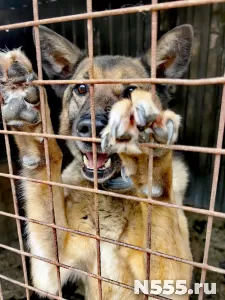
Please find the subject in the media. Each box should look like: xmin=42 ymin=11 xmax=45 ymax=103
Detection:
xmin=0 ymin=0 xmax=225 ymax=299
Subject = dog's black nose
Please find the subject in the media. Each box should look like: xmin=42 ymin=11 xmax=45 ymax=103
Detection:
xmin=76 ymin=113 xmax=108 ymax=138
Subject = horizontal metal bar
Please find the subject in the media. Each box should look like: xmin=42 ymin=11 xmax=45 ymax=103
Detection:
xmin=0 ymin=129 xmax=99 ymax=142
xmin=0 ymin=129 xmax=224 ymax=155
xmin=29 ymin=77 xmax=225 ymax=85
xmin=0 ymin=274 xmax=65 ymax=300
xmin=0 ymin=237 xmax=225 ymax=285
xmin=0 ymin=207 xmax=223 ymax=270
xmin=0 ymin=207 xmax=222 ymax=270
xmin=0 ymin=244 xmax=169 ymax=300
xmin=0 ymin=172 xmax=225 ymax=219
xmin=0 ymin=0 xmax=224 ymax=32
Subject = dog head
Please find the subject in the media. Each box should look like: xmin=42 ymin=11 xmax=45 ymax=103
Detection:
xmin=34 ymin=25 xmax=193 ymax=189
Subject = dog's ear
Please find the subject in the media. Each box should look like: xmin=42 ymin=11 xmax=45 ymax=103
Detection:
xmin=143 ymin=24 xmax=193 ymax=105
xmin=144 ymin=24 xmax=193 ymax=79
xmin=33 ymin=26 xmax=84 ymax=98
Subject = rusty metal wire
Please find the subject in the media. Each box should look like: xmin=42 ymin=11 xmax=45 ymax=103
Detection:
xmin=0 ymin=238 xmax=225 ymax=299
xmin=0 ymin=272 xmax=169 ymax=300
xmin=1 ymin=213 xmax=225 ymax=276
xmin=32 ymin=0 xmax=62 ymax=297
xmin=3 ymin=77 xmax=225 ymax=85
xmin=86 ymin=0 xmax=102 ymax=298
xmin=0 ymin=0 xmax=225 ymax=299
xmin=0 ymin=0 xmax=224 ymax=32
xmin=0 ymin=101 xmax=30 ymax=300
xmin=1 ymin=129 xmax=225 ymax=154
xmin=0 ymin=274 xmax=65 ymax=300
xmin=144 ymin=2 xmax=158 ymax=296
xmin=198 ymin=73 xmax=225 ymax=299
xmin=1 ymin=171 xmax=225 ymax=219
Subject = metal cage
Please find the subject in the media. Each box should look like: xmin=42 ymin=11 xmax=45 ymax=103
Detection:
xmin=0 ymin=0 xmax=225 ymax=299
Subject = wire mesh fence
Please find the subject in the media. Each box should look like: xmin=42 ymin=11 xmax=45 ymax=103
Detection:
xmin=0 ymin=0 xmax=225 ymax=299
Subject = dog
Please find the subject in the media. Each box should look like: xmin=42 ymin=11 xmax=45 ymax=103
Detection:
xmin=0 ymin=24 xmax=193 ymax=299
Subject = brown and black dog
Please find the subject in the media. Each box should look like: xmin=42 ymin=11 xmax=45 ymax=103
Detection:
xmin=1 ymin=24 xmax=193 ymax=299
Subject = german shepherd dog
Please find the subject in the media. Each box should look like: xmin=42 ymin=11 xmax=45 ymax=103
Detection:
xmin=1 ymin=24 xmax=193 ymax=299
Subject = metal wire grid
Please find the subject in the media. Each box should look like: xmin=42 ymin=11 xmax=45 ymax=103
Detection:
xmin=32 ymin=0 xmax=63 ymax=296
xmin=86 ymin=0 xmax=102 ymax=298
xmin=0 ymin=0 xmax=224 ymax=299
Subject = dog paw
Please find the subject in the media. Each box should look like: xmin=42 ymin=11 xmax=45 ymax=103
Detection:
xmin=151 ymin=109 xmax=181 ymax=145
xmin=0 ymin=49 xmax=41 ymax=127
xmin=101 ymin=99 xmax=141 ymax=154
xmin=101 ymin=89 xmax=181 ymax=155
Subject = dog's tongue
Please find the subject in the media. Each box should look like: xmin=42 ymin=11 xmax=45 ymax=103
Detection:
xmin=86 ymin=152 xmax=108 ymax=169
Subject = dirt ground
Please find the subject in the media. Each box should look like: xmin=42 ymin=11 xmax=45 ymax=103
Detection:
xmin=187 ymin=212 xmax=225 ymax=300
xmin=0 ymin=212 xmax=225 ymax=300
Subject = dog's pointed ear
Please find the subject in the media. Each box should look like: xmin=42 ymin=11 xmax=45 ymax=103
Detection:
xmin=33 ymin=26 xmax=84 ymax=97
xmin=144 ymin=24 xmax=193 ymax=79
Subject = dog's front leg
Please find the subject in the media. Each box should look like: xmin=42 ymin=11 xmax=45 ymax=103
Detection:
xmin=0 ymin=50 xmax=73 ymax=295
xmin=101 ymin=89 xmax=180 ymax=201
xmin=101 ymin=90 xmax=192 ymax=299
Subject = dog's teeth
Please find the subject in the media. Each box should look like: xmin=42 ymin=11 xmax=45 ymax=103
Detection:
xmin=105 ymin=158 xmax=111 ymax=169
xmin=83 ymin=155 xmax=89 ymax=167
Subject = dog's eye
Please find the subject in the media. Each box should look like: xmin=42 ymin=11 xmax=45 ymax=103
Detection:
xmin=123 ymin=86 xmax=137 ymax=99
xmin=74 ymin=84 xmax=88 ymax=96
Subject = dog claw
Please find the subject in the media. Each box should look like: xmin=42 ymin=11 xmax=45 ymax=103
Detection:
xmin=101 ymin=133 xmax=112 ymax=153
xmin=135 ymin=105 xmax=146 ymax=127
xmin=101 ymin=135 xmax=108 ymax=153
xmin=166 ymin=119 xmax=174 ymax=144
xmin=152 ymin=118 xmax=175 ymax=144
xmin=135 ymin=105 xmax=158 ymax=129
xmin=26 ymin=72 xmax=37 ymax=83
xmin=111 ymin=122 xmax=117 ymax=140
xmin=152 ymin=127 xmax=167 ymax=144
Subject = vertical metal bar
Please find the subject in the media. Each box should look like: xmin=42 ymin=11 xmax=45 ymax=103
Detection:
xmin=198 ymin=75 xmax=225 ymax=300
xmin=0 ymin=101 xmax=30 ymax=300
xmin=0 ymin=280 xmax=4 ymax=300
xmin=151 ymin=2 xmax=158 ymax=103
xmin=32 ymin=0 xmax=62 ymax=297
xmin=145 ymin=149 xmax=153 ymax=293
xmin=145 ymin=2 xmax=158 ymax=299
xmin=86 ymin=0 xmax=102 ymax=299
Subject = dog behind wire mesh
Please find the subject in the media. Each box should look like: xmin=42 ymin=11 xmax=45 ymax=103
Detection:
xmin=0 ymin=24 xmax=193 ymax=299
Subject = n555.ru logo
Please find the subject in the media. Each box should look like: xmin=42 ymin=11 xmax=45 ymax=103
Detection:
xmin=134 ymin=280 xmax=216 ymax=296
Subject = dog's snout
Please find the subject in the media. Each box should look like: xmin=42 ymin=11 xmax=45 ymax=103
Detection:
xmin=76 ymin=113 xmax=108 ymax=137
xmin=77 ymin=118 xmax=92 ymax=137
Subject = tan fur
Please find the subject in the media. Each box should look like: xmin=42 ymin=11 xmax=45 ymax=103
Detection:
xmin=1 ymin=25 xmax=193 ymax=300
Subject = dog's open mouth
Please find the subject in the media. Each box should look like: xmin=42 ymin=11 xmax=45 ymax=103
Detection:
xmin=81 ymin=152 xmax=118 ymax=183
xmin=80 ymin=151 xmax=133 ymax=190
